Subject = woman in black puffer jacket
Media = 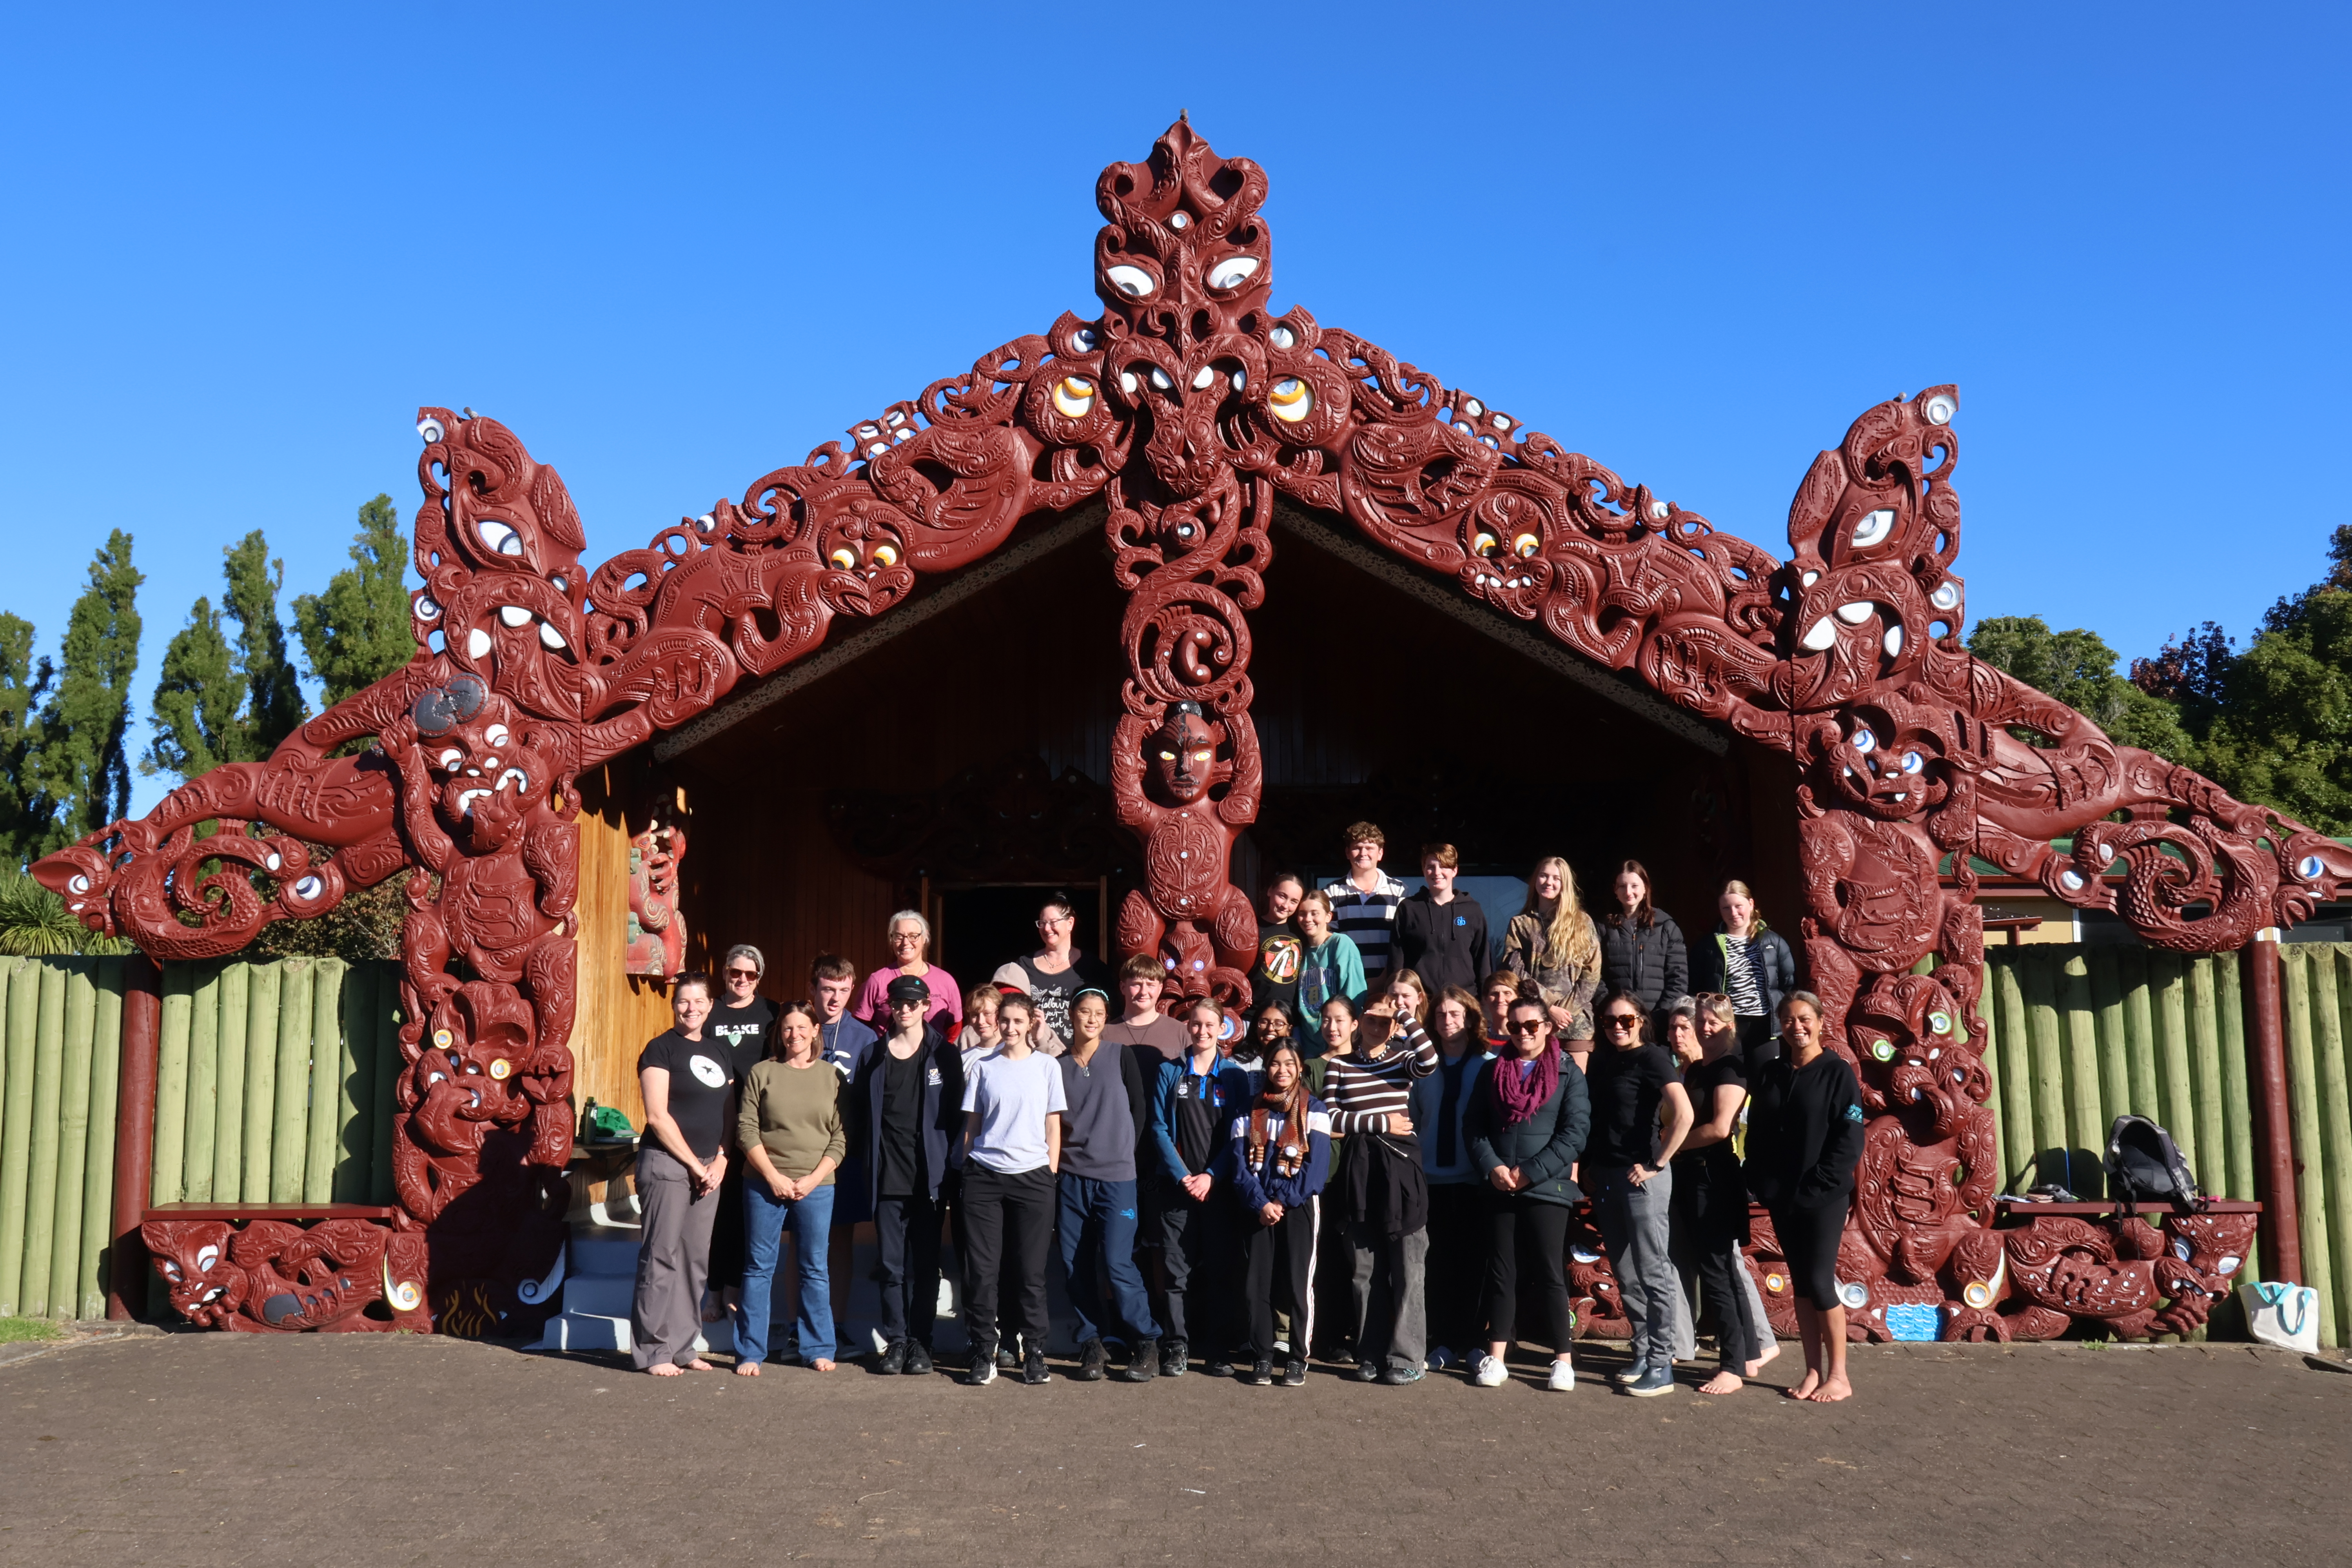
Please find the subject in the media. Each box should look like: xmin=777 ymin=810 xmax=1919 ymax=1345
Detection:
xmin=1597 ymin=860 xmax=1689 ymax=1017
xmin=1687 ymin=878 xmax=1798 ymax=1076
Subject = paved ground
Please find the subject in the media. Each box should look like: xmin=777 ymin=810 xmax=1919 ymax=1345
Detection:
xmin=3 ymin=1335 xmax=2348 ymax=1565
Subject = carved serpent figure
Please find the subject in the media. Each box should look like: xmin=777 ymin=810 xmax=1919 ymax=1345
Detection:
xmin=42 ymin=121 xmax=2347 ymax=1337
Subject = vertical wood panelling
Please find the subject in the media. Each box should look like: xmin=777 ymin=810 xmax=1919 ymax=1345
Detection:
xmin=20 ymin=962 xmax=69 ymax=1317
xmin=151 ymin=966 xmax=192 ymax=1207
xmin=0 ymin=960 xmax=33 ymax=1314
xmin=45 ymin=962 xmax=97 ymax=1324
xmin=2280 ymin=949 xmax=2337 ymax=1346
xmin=79 ymin=960 xmax=123 ymax=1319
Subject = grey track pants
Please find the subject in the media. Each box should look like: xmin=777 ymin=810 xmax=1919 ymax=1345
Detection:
xmin=1592 ymin=1161 xmax=1686 ymax=1368
xmin=632 ymin=1146 xmax=720 ymax=1370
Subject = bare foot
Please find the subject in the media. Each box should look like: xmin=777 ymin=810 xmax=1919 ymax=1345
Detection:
xmin=735 ymin=1361 xmax=761 ymax=1377
xmin=1784 ymin=1368 xmax=1821 ymax=1400
xmin=810 ymin=1359 xmax=837 ymax=1373
xmin=1805 ymin=1374 xmax=1853 ymax=1403
xmin=1744 ymin=1343 xmax=1781 ymax=1377
xmin=685 ymin=1358 xmax=716 ymax=1372
xmin=1697 ymin=1370 xmax=1744 ymax=1394
xmin=648 ymin=1363 xmax=684 ymax=1377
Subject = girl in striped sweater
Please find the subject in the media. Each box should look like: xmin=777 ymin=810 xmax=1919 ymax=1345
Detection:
xmin=1319 ymin=991 xmax=1440 ymax=1383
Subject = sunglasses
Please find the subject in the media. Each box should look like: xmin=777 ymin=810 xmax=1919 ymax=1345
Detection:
xmin=724 ymin=968 xmax=759 ymax=980
xmin=1604 ymin=1014 xmax=1641 ymax=1029
xmin=1511 ymin=1019 xmax=1547 ymax=1034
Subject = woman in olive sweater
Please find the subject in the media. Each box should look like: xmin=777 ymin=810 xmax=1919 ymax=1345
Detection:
xmin=1465 ymin=991 xmax=1592 ymax=1392
xmin=734 ymin=1002 xmax=848 ymax=1374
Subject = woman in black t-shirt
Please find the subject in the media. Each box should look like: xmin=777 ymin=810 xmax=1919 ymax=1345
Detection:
xmin=1583 ymin=991 xmax=1694 ymax=1396
xmin=631 ymin=973 xmax=737 ymax=1375
xmin=1744 ymin=991 xmax=1865 ymax=1404
xmin=706 ymin=945 xmax=777 ymax=1312
xmin=1667 ymin=994 xmax=1772 ymax=1394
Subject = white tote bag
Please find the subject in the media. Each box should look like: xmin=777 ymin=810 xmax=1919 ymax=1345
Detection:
xmin=2238 ymin=1281 xmax=2320 ymax=1353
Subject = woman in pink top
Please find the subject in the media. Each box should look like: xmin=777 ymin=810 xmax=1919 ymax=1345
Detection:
xmin=858 ymin=909 xmax=964 ymax=1033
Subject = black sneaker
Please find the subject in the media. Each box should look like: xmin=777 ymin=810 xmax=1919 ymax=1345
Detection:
xmin=1354 ymin=1360 xmax=1381 ymax=1383
xmin=874 ymin=1340 xmax=906 ymax=1376
xmin=1022 ymin=1345 xmax=1051 ymax=1385
xmin=1121 ymin=1337 xmax=1160 ymax=1383
xmin=1075 ymin=1338 xmax=1108 ymax=1381
xmin=1379 ymin=1363 xmax=1426 ymax=1386
xmin=902 ymin=1341 xmax=933 ymax=1376
xmin=1282 ymin=1358 xmax=1307 ymax=1387
xmin=1207 ymin=1357 xmax=1236 ymax=1379
xmin=967 ymin=1348 xmax=997 ymax=1387
xmin=1161 ymin=1341 xmax=1189 ymax=1379
xmin=1243 ymin=1359 xmax=1274 ymax=1386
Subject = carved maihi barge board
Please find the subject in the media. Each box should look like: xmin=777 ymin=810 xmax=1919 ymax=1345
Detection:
xmin=39 ymin=121 xmax=2348 ymax=1341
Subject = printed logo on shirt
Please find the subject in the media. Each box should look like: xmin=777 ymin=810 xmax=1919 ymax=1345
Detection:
xmin=1257 ymin=934 xmax=1302 ymax=984
xmin=1176 ymin=1079 xmax=1192 ymax=1098
xmin=1454 ymin=914 xmax=1467 ymax=926
xmin=926 ymin=1067 xmax=943 ymax=1087
xmin=1844 ymin=1103 xmax=1866 ymax=1123
xmin=689 ymin=1054 xmax=727 ymax=1088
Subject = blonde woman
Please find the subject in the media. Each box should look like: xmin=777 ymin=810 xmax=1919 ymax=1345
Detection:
xmin=1502 ymin=857 xmax=1603 ymax=1068
xmin=1688 ymin=880 xmax=1798 ymax=1075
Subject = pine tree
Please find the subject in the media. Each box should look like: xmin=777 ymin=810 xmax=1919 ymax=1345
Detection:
xmin=0 ymin=613 xmax=57 ymax=864
xmin=142 ymin=597 xmax=240 ymax=780
xmin=143 ymin=530 xmax=307 ymax=780
xmin=33 ymin=531 xmax=143 ymax=849
xmin=295 ymin=494 xmax=415 ymax=709
xmin=222 ymin=530 xmax=305 ymax=754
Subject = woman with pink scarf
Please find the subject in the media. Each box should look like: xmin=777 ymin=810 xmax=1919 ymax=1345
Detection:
xmin=1464 ymin=990 xmax=1592 ymax=1392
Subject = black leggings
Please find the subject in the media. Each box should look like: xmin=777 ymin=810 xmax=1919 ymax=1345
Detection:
xmin=1241 ymin=1198 xmax=1319 ymax=1363
xmin=1479 ymin=1196 xmax=1575 ymax=1353
xmin=1772 ymin=1200 xmax=1846 ymax=1312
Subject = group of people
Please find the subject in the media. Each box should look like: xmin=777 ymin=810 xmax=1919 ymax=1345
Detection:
xmin=627 ymin=824 xmax=1866 ymax=1403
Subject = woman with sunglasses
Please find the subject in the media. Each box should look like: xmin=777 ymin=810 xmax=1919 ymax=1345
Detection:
xmin=705 ymin=945 xmax=777 ymax=1319
xmin=1584 ymin=991 xmax=1694 ymax=1396
xmin=857 ymin=910 xmax=963 ymax=1034
xmin=1466 ymin=991 xmax=1590 ymax=1391
xmin=734 ymin=1002 xmax=846 ymax=1375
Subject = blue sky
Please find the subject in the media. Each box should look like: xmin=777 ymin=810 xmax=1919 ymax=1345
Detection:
xmin=4 ymin=4 xmax=2344 ymax=818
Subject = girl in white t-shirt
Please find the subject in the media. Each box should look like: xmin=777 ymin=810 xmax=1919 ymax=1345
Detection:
xmin=957 ymin=992 xmax=1065 ymax=1385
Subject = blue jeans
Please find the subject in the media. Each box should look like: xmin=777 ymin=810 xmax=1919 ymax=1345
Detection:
xmin=1057 ymin=1174 xmax=1160 ymax=1345
xmin=735 ymin=1177 xmax=836 ymax=1365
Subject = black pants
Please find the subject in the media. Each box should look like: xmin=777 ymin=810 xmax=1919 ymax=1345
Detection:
xmin=1157 ymin=1183 xmax=1235 ymax=1354
xmin=873 ymin=1193 xmax=941 ymax=1350
xmin=1423 ymin=1181 xmax=1485 ymax=1356
xmin=1479 ymin=1196 xmax=1575 ymax=1353
xmin=962 ymin=1164 xmax=1055 ymax=1350
xmin=1735 ymin=1014 xmax=1780 ymax=1079
xmin=1771 ymin=1200 xmax=1846 ymax=1311
xmin=708 ymin=1158 xmax=746 ymax=1292
xmin=1671 ymin=1166 xmax=1760 ymax=1370
xmin=1241 ymin=1197 xmax=1319 ymax=1363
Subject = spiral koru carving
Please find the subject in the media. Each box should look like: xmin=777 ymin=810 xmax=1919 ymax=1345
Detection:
xmin=42 ymin=119 xmax=2347 ymax=1338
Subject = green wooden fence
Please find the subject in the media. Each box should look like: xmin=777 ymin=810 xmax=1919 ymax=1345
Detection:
xmin=1979 ymin=942 xmax=2352 ymax=1346
xmin=0 ymin=956 xmax=402 ymax=1322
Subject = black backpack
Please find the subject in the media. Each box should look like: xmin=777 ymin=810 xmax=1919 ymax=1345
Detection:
xmin=2105 ymin=1114 xmax=2205 ymax=1211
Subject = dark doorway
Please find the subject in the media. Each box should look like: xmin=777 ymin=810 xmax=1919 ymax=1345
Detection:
xmin=934 ymin=881 xmax=1109 ymax=985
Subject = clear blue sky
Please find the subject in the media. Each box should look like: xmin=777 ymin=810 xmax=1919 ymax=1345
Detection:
xmin=4 ymin=4 xmax=2343 ymax=819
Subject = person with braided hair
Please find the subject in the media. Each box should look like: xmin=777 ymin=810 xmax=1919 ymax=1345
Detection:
xmin=1218 ymin=1040 xmax=1332 ymax=1387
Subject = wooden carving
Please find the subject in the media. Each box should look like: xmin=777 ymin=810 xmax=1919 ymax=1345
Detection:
xmin=40 ymin=120 xmax=2347 ymax=1338
xmin=625 ymin=801 xmax=686 ymax=978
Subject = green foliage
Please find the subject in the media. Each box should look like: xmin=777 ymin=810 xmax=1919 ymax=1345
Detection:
xmin=294 ymin=495 xmax=415 ymax=710
xmin=244 ymin=870 xmax=408 ymax=962
xmin=142 ymin=531 xmax=307 ymax=781
xmin=0 ymin=1315 xmax=66 ymax=1344
xmin=30 ymin=532 xmax=143 ymax=852
xmin=1966 ymin=615 xmax=2201 ymax=764
xmin=0 ymin=613 xmax=57 ymax=864
xmin=0 ymin=868 xmax=131 ymax=957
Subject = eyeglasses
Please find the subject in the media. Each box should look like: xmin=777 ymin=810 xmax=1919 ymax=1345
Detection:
xmin=724 ymin=968 xmax=759 ymax=980
xmin=1604 ymin=1014 xmax=1641 ymax=1029
xmin=1511 ymin=1019 xmax=1547 ymax=1034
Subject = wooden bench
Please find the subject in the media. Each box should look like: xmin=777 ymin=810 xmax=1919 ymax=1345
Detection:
xmin=1991 ymin=1198 xmax=2263 ymax=1220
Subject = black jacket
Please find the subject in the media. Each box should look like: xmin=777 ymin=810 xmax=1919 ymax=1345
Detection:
xmin=847 ymin=1025 xmax=965 ymax=1207
xmin=1465 ymin=1053 xmax=1592 ymax=1206
xmin=1391 ymin=891 xmax=1489 ymax=999
xmin=1689 ymin=926 xmax=1798 ymax=1023
xmin=1598 ymin=911 xmax=1689 ymax=1012
xmin=1743 ymin=1049 xmax=1865 ymax=1210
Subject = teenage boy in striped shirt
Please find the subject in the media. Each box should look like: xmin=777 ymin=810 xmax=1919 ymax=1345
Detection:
xmin=1323 ymin=822 xmax=1408 ymax=985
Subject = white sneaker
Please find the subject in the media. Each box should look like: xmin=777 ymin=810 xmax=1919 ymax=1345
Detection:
xmin=1472 ymin=1354 xmax=1509 ymax=1388
xmin=1547 ymin=1357 xmax=1576 ymax=1392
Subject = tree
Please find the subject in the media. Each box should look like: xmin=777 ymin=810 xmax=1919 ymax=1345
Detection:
xmin=295 ymin=494 xmax=414 ymax=710
xmin=0 ymin=613 xmax=56 ymax=865
xmin=142 ymin=530 xmax=306 ymax=781
xmin=31 ymin=531 xmax=143 ymax=851
xmin=1966 ymin=615 xmax=2198 ymax=763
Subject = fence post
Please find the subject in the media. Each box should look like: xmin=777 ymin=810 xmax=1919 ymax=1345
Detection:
xmin=105 ymin=954 xmax=162 ymax=1321
xmin=2243 ymin=931 xmax=2304 ymax=1285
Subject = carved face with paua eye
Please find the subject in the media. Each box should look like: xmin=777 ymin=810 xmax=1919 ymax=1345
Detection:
xmin=1147 ymin=704 xmax=1218 ymax=807
xmin=1812 ymin=706 xmax=1947 ymax=822
xmin=415 ymin=682 xmax=544 ymax=853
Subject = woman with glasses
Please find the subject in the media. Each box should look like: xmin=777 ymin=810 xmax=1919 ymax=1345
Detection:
xmin=734 ymin=1002 xmax=846 ymax=1375
xmin=858 ymin=910 xmax=963 ymax=1034
xmin=994 ymin=893 xmax=1111 ymax=1053
xmin=1688 ymin=880 xmax=1798 ymax=1076
xmin=1466 ymin=991 xmax=1590 ymax=1391
xmin=1664 ymin=995 xmax=1771 ymax=1394
xmin=1502 ymin=857 xmax=1603 ymax=1073
xmin=1745 ymin=991 xmax=1864 ymax=1403
xmin=1583 ymin=991 xmax=1695 ymax=1396
xmin=705 ymin=945 xmax=776 ymax=1318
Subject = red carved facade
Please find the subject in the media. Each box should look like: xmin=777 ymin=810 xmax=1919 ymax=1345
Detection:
xmin=41 ymin=121 xmax=2350 ymax=1340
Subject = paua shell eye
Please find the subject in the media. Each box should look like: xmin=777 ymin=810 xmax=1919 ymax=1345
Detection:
xmin=1105 ymin=264 xmax=1155 ymax=298
xmin=1472 ymin=532 xmax=1499 ymax=555
xmin=1513 ymin=533 xmax=1540 ymax=558
xmin=1852 ymin=508 xmax=1895 ymax=548
xmin=476 ymin=519 xmax=524 ymax=557
xmin=1268 ymin=377 xmax=1312 ymax=423
xmin=1206 ymin=256 xmax=1259 ymax=290
xmin=870 ymin=544 xmax=900 ymax=568
xmin=1053 ymin=376 xmax=1097 ymax=418
xmin=828 ymin=548 xmax=857 ymax=570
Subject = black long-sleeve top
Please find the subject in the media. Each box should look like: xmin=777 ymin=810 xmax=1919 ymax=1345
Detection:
xmin=1392 ymin=891 xmax=1489 ymax=998
xmin=1742 ymin=1048 xmax=1865 ymax=1210
xmin=1598 ymin=911 xmax=1690 ymax=1013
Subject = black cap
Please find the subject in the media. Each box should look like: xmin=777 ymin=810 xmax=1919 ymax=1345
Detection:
xmin=885 ymin=974 xmax=931 ymax=1005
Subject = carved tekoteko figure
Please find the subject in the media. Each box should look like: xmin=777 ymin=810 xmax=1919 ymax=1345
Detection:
xmin=626 ymin=799 xmax=688 ymax=978
xmin=1112 ymin=700 xmax=1261 ymax=1001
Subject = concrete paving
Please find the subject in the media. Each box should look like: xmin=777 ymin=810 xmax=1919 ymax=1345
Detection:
xmin=3 ymin=1334 xmax=2348 ymax=1564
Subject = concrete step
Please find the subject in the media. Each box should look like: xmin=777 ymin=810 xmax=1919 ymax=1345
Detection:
xmin=563 ymin=1274 xmax=634 ymax=1318
xmin=569 ymin=1233 xmax=642 ymax=1276
xmin=533 ymin=1311 xmax=733 ymax=1356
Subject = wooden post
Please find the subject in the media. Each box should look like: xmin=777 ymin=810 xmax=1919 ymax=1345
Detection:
xmin=105 ymin=955 xmax=162 ymax=1321
xmin=2243 ymin=931 xmax=2303 ymax=1285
